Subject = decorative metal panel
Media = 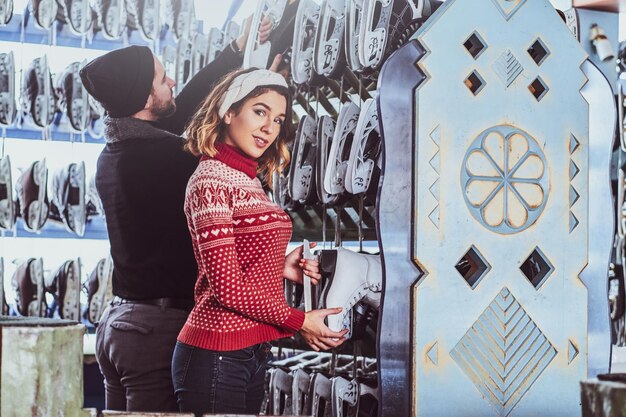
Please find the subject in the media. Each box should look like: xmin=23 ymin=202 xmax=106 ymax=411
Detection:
xmin=377 ymin=0 xmax=613 ymax=415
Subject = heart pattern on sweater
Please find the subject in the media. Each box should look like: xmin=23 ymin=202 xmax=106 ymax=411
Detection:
xmin=244 ymin=218 xmax=256 ymax=224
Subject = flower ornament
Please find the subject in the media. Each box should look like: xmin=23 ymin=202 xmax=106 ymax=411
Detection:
xmin=462 ymin=126 xmax=550 ymax=234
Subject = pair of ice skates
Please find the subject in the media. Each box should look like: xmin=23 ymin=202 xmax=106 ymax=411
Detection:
xmin=263 ymin=350 xmax=378 ymax=416
xmin=160 ymin=19 xmax=239 ymax=93
xmin=2 ymin=255 xmax=113 ymax=325
xmin=275 ymin=97 xmax=381 ymax=212
xmin=0 ymin=155 xmax=102 ymax=236
xmin=243 ymin=0 xmax=439 ymax=76
xmin=13 ymin=54 xmax=104 ymax=136
xmin=26 ymin=0 xmax=193 ymax=41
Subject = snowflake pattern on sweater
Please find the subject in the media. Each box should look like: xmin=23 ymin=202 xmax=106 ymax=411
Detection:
xmin=178 ymin=145 xmax=305 ymax=351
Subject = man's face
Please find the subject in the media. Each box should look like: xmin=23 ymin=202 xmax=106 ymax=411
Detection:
xmin=147 ymin=57 xmax=176 ymax=119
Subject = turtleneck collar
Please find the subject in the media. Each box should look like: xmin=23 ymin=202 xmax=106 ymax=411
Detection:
xmin=203 ymin=143 xmax=258 ymax=179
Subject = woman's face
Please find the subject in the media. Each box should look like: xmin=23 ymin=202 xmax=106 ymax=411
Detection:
xmin=223 ymin=90 xmax=287 ymax=160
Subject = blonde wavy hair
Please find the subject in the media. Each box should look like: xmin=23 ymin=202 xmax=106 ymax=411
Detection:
xmin=184 ymin=68 xmax=294 ymax=188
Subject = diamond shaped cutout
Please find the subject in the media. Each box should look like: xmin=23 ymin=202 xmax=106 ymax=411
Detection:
xmin=451 ymin=287 xmax=557 ymax=416
xmin=528 ymin=38 xmax=550 ymax=66
xmin=465 ymin=71 xmax=485 ymax=96
xmin=463 ymin=32 xmax=487 ymax=60
xmin=520 ymin=247 xmax=554 ymax=289
xmin=529 ymin=77 xmax=548 ymax=101
xmin=455 ymin=245 xmax=491 ymax=289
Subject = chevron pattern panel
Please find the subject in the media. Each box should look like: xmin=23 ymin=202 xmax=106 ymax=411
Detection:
xmin=450 ymin=287 xmax=557 ymax=416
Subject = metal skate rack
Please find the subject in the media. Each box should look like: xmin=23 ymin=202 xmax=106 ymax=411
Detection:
xmin=286 ymin=70 xmax=380 ymax=245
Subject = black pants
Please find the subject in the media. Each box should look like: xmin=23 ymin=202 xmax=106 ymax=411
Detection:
xmin=96 ymin=302 xmax=188 ymax=411
xmin=172 ymin=341 xmax=273 ymax=416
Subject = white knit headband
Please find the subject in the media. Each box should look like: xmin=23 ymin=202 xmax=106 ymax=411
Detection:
xmin=218 ymin=69 xmax=289 ymax=118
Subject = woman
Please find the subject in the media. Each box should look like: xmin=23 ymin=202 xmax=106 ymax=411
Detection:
xmin=172 ymin=68 xmax=348 ymax=415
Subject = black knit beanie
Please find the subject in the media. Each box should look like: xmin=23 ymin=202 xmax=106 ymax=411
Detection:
xmin=79 ymin=45 xmax=154 ymax=118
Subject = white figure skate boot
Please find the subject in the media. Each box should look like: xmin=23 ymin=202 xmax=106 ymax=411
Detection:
xmin=15 ymin=158 xmax=49 ymax=233
xmin=319 ymin=247 xmax=382 ymax=337
xmin=12 ymin=257 xmax=45 ymax=317
xmin=314 ymin=0 xmax=347 ymax=80
xmin=50 ymin=161 xmax=86 ymax=237
xmin=44 ymin=259 xmax=81 ymax=320
xmin=29 ymin=0 xmax=58 ymax=29
xmin=85 ymin=255 xmax=114 ymax=325
xmin=324 ymin=101 xmax=360 ymax=196
xmin=243 ymin=0 xmax=288 ymax=69
xmin=91 ymin=0 xmax=127 ymax=40
xmin=22 ymin=56 xmax=56 ymax=129
xmin=289 ymin=115 xmax=318 ymax=205
xmin=56 ymin=62 xmax=90 ymax=133
xmin=291 ymin=0 xmax=322 ymax=85
xmin=0 ymin=52 xmax=16 ymax=127
xmin=344 ymin=97 xmax=382 ymax=197
xmin=0 ymin=155 xmax=15 ymax=231
xmin=0 ymin=0 xmax=13 ymax=25
xmin=57 ymin=0 xmax=93 ymax=36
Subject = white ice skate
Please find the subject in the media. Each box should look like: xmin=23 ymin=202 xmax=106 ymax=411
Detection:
xmin=344 ymin=97 xmax=381 ymax=195
xmin=324 ymin=101 xmax=360 ymax=195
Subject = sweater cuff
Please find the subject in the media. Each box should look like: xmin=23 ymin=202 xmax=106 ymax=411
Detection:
xmin=281 ymin=308 xmax=305 ymax=332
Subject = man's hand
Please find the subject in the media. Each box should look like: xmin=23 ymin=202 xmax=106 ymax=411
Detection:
xmin=300 ymin=308 xmax=348 ymax=351
xmin=236 ymin=14 xmax=274 ymax=54
xmin=284 ymin=242 xmax=321 ymax=285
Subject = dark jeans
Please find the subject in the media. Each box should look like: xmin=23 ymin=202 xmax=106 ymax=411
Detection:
xmin=96 ymin=302 xmax=189 ymax=411
xmin=172 ymin=341 xmax=273 ymax=416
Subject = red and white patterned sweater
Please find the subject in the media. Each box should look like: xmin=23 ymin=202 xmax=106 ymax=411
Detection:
xmin=178 ymin=143 xmax=305 ymax=351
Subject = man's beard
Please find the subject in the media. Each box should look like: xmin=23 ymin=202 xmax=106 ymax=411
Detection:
xmin=152 ymin=97 xmax=176 ymax=119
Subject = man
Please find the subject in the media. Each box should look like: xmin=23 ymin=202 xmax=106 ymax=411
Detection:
xmin=79 ymin=18 xmax=278 ymax=411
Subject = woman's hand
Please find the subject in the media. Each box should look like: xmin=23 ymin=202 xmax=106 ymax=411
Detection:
xmin=284 ymin=242 xmax=321 ymax=285
xmin=300 ymin=308 xmax=348 ymax=351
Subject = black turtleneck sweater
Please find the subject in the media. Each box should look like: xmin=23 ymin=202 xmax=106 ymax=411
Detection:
xmin=96 ymin=43 xmax=242 ymax=301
